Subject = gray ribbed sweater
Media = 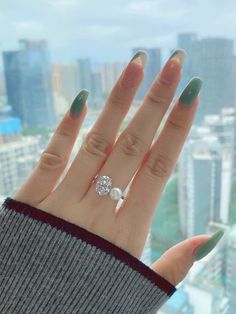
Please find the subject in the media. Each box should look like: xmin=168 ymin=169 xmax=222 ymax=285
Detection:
xmin=0 ymin=198 xmax=176 ymax=313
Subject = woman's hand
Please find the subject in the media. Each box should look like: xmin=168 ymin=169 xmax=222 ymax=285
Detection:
xmin=13 ymin=50 xmax=218 ymax=287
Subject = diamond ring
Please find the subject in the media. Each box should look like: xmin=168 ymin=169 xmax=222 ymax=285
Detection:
xmin=93 ymin=175 xmax=124 ymax=201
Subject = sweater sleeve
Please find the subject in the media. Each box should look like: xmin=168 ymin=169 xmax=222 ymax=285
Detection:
xmin=0 ymin=197 xmax=176 ymax=314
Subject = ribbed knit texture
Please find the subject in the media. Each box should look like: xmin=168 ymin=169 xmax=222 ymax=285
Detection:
xmin=0 ymin=198 xmax=176 ymax=313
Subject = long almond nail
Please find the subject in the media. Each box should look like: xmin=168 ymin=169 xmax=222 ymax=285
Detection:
xmin=70 ymin=89 xmax=89 ymax=118
xmin=159 ymin=50 xmax=185 ymax=85
xmin=179 ymin=77 xmax=202 ymax=106
xmin=194 ymin=230 xmax=224 ymax=261
xmin=169 ymin=49 xmax=186 ymax=65
xmin=130 ymin=50 xmax=147 ymax=68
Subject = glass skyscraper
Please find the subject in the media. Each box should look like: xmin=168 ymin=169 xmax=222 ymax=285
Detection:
xmin=177 ymin=34 xmax=234 ymax=125
xmin=3 ymin=39 xmax=56 ymax=128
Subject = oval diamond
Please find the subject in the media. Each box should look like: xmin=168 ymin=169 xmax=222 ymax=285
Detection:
xmin=95 ymin=175 xmax=112 ymax=196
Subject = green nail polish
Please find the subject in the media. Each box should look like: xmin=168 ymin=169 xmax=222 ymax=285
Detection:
xmin=179 ymin=77 xmax=202 ymax=106
xmin=195 ymin=230 xmax=224 ymax=261
xmin=130 ymin=50 xmax=147 ymax=67
xmin=169 ymin=49 xmax=186 ymax=64
xmin=70 ymin=89 xmax=89 ymax=117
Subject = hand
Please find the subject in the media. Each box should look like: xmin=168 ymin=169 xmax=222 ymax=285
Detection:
xmin=14 ymin=50 xmax=209 ymax=286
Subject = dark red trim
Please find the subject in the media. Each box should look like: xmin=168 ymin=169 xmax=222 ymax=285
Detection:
xmin=3 ymin=197 xmax=176 ymax=296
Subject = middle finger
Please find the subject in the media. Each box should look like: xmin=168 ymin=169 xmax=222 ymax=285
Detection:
xmin=86 ymin=49 xmax=186 ymax=210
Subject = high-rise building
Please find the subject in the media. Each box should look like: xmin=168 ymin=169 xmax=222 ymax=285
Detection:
xmin=178 ymin=137 xmax=221 ymax=236
xmin=0 ymin=136 xmax=41 ymax=196
xmin=231 ymin=118 xmax=236 ymax=190
xmin=91 ymin=71 xmax=103 ymax=102
xmin=177 ymin=34 xmax=234 ymax=125
xmin=77 ymin=58 xmax=92 ymax=92
xmin=132 ymin=48 xmax=161 ymax=99
xmin=233 ymin=56 xmax=236 ymax=107
xmin=178 ymin=123 xmax=231 ymax=237
xmin=52 ymin=63 xmax=80 ymax=118
xmin=101 ymin=62 xmax=124 ymax=95
xmin=230 ymin=57 xmax=236 ymax=190
xmin=77 ymin=58 xmax=106 ymax=104
xmin=52 ymin=63 xmax=79 ymax=105
xmin=3 ymin=40 xmax=56 ymax=128
xmin=175 ymin=33 xmax=198 ymax=94
xmin=0 ymin=70 xmax=5 ymax=95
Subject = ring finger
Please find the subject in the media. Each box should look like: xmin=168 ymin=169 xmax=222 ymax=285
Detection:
xmin=119 ymin=78 xmax=202 ymax=257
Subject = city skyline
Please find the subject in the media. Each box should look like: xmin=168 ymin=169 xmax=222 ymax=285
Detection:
xmin=0 ymin=0 xmax=236 ymax=67
xmin=2 ymin=34 xmax=235 ymax=127
xmin=1 ymin=35 xmax=236 ymax=312
xmin=1 ymin=2 xmax=236 ymax=313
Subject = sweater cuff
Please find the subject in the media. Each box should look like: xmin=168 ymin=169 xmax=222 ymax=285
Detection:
xmin=0 ymin=197 xmax=176 ymax=313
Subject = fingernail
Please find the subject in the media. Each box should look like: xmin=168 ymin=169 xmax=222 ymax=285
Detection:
xmin=179 ymin=77 xmax=202 ymax=106
xmin=168 ymin=49 xmax=186 ymax=65
xmin=194 ymin=230 xmax=224 ymax=261
xmin=159 ymin=50 xmax=185 ymax=85
xmin=70 ymin=89 xmax=89 ymax=118
xmin=121 ymin=52 xmax=146 ymax=89
xmin=130 ymin=50 xmax=147 ymax=68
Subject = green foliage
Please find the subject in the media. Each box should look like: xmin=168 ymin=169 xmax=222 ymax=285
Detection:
xmin=150 ymin=174 xmax=184 ymax=261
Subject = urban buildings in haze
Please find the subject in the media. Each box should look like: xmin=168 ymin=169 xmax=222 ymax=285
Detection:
xmin=1 ymin=34 xmax=236 ymax=313
xmin=178 ymin=111 xmax=234 ymax=237
xmin=177 ymin=33 xmax=235 ymax=125
xmin=3 ymin=40 xmax=56 ymax=128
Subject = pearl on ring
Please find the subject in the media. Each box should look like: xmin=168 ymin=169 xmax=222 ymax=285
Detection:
xmin=109 ymin=187 xmax=123 ymax=201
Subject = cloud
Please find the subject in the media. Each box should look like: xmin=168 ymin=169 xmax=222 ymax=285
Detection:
xmin=0 ymin=0 xmax=235 ymax=65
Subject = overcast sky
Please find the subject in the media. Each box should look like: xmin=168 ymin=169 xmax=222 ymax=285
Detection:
xmin=0 ymin=0 xmax=236 ymax=65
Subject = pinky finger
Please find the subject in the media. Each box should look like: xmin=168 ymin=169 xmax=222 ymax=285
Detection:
xmin=14 ymin=89 xmax=89 ymax=206
xmin=150 ymin=230 xmax=224 ymax=286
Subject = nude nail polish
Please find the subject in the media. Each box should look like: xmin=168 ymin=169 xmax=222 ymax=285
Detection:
xmin=159 ymin=49 xmax=185 ymax=85
xmin=169 ymin=49 xmax=186 ymax=65
xmin=130 ymin=50 xmax=147 ymax=68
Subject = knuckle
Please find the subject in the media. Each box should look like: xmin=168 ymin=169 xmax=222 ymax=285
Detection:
xmin=56 ymin=121 xmax=74 ymax=139
xmin=167 ymin=118 xmax=184 ymax=132
xmin=118 ymin=132 xmax=145 ymax=157
xmin=144 ymin=152 xmax=172 ymax=179
xmin=108 ymin=92 xmax=127 ymax=111
xmin=38 ymin=151 xmax=66 ymax=171
xmin=146 ymin=88 xmax=168 ymax=109
xmin=81 ymin=131 xmax=111 ymax=158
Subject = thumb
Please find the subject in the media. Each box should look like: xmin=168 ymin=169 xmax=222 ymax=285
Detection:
xmin=150 ymin=230 xmax=224 ymax=286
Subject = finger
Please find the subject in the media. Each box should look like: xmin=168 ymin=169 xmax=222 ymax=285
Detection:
xmin=52 ymin=52 xmax=146 ymax=202
xmin=119 ymin=78 xmax=202 ymax=254
xmin=85 ymin=50 xmax=186 ymax=211
xmin=150 ymin=230 xmax=224 ymax=285
xmin=14 ymin=90 xmax=89 ymax=205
